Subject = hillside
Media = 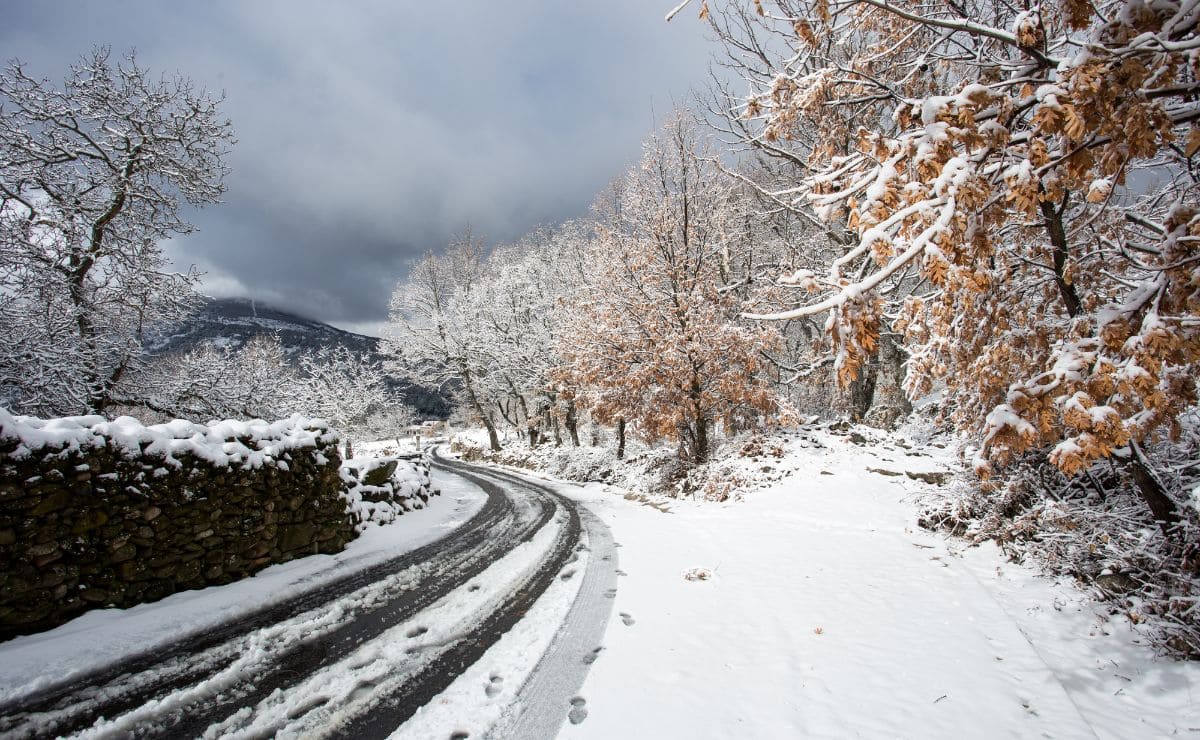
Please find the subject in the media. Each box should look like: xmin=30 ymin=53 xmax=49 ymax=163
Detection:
xmin=149 ymin=297 xmax=451 ymax=418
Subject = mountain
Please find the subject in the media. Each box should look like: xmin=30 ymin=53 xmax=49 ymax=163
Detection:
xmin=148 ymin=297 xmax=451 ymax=418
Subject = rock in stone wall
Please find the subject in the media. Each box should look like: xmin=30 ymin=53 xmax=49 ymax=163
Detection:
xmin=0 ymin=412 xmax=355 ymax=642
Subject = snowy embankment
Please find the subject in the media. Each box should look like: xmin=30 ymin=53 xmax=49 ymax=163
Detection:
xmin=0 ymin=466 xmax=486 ymax=703
xmin=468 ymin=424 xmax=1199 ymax=738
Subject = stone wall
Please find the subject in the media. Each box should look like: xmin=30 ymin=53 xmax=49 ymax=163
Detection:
xmin=0 ymin=412 xmax=356 ymax=641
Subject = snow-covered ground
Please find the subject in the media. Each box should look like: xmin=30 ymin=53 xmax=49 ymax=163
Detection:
xmin=3 ymin=429 xmax=1198 ymax=738
xmin=0 ymin=466 xmax=487 ymax=703
xmin=524 ymin=429 xmax=1200 ymax=739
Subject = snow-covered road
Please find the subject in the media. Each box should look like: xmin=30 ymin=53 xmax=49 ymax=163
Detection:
xmin=0 ymin=453 xmax=616 ymax=739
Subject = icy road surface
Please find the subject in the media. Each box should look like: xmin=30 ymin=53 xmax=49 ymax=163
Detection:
xmin=0 ymin=451 xmax=616 ymax=738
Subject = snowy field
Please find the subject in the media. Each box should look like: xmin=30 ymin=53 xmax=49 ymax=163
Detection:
xmin=530 ymin=430 xmax=1200 ymax=739
xmin=0 ymin=466 xmax=486 ymax=703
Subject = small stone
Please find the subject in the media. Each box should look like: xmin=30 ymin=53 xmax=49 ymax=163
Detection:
xmin=27 ymin=542 xmax=58 ymax=558
xmin=80 ymin=588 xmax=109 ymax=603
xmin=70 ymin=509 xmax=109 ymax=534
xmin=109 ymin=543 xmax=137 ymax=564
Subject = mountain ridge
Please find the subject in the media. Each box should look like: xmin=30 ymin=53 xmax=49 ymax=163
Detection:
xmin=150 ymin=297 xmax=450 ymax=418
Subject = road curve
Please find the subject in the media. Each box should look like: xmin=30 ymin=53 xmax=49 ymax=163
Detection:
xmin=0 ymin=449 xmax=612 ymax=739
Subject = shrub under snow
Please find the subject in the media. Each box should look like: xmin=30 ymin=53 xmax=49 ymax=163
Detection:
xmin=918 ymin=410 xmax=1200 ymax=658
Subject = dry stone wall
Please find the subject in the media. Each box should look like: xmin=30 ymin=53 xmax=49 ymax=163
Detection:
xmin=0 ymin=411 xmax=356 ymax=641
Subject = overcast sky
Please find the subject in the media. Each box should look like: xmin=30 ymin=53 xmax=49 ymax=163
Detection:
xmin=0 ymin=1 xmax=714 ymax=333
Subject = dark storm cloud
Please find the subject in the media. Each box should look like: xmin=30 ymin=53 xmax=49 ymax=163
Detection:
xmin=0 ymin=1 xmax=713 ymax=330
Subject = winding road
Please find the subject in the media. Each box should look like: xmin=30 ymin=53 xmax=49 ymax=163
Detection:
xmin=0 ymin=451 xmax=616 ymax=739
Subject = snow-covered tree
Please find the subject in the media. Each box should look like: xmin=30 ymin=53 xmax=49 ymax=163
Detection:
xmin=363 ymin=402 xmax=417 ymax=446
xmin=556 ymin=116 xmax=787 ymax=464
xmin=694 ymin=0 xmax=1200 ymax=525
xmin=468 ymin=222 xmax=597 ymax=447
xmin=297 ymin=346 xmax=387 ymax=457
xmin=0 ymin=48 xmax=233 ymax=416
xmin=137 ymin=335 xmax=301 ymax=422
xmin=697 ymin=2 xmax=918 ymax=421
xmin=386 ymin=229 xmax=503 ymax=450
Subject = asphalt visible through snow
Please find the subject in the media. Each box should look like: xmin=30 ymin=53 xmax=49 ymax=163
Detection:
xmin=0 ymin=451 xmax=614 ymax=739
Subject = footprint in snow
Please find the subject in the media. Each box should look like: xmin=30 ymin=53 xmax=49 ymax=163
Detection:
xmin=603 ymin=588 xmax=617 ymax=599
xmin=450 ymin=732 xmax=470 ymax=739
xmin=485 ymin=674 xmax=504 ymax=698
xmin=346 ymin=680 xmax=376 ymax=704
xmin=583 ymin=646 xmax=603 ymax=665
xmin=615 ymin=569 xmax=627 ymax=576
xmin=406 ymin=626 xmax=428 ymax=638
xmin=568 ymin=696 xmax=589 ymax=725
xmin=560 ymin=569 xmax=576 ymax=581
xmin=620 ymin=612 xmax=635 ymax=626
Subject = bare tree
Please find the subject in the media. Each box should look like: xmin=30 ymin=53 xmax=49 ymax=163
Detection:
xmin=0 ymin=47 xmax=233 ymax=416
xmin=297 ymin=346 xmax=388 ymax=458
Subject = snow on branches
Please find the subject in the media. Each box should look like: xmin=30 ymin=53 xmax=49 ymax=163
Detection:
xmin=710 ymin=1 xmax=1200 ymax=495
xmin=0 ymin=48 xmax=233 ymax=417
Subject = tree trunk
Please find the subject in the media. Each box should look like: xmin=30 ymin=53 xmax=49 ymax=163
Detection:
xmin=344 ymin=438 xmax=354 ymax=460
xmin=693 ymin=415 xmax=709 ymax=464
xmin=847 ymin=352 xmax=879 ymax=422
xmin=483 ymin=411 xmax=501 ymax=452
xmin=1128 ymin=443 xmax=1180 ymax=536
xmin=1041 ymin=196 xmax=1082 ymax=319
xmin=565 ymin=400 xmax=580 ymax=447
xmin=461 ymin=368 xmax=500 ymax=452
xmin=883 ymin=331 xmax=907 ymax=412
xmin=616 ymin=417 xmax=626 ymax=460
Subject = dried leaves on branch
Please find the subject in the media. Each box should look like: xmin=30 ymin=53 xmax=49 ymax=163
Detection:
xmin=712 ymin=0 xmax=1199 ymax=498
xmin=555 ymin=118 xmax=789 ymax=464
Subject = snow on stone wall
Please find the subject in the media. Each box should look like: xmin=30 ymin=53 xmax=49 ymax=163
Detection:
xmin=0 ymin=410 xmax=355 ymax=641
xmin=340 ymin=455 xmax=437 ymax=531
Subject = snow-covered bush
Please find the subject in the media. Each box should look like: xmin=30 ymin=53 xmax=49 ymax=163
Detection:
xmin=918 ymin=412 xmax=1200 ymax=658
xmin=451 ymin=427 xmax=800 ymax=502
xmin=340 ymin=455 xmax=437 ymax=531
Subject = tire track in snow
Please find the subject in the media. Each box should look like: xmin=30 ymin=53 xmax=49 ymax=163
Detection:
xmin=489 ymin=488 xmax=618 ymax=739
xmin=160 ymin=461 xmax=557 ymax=738
xmin=328 ymin=455 xmax=585 ymax=738
xmin=1 ymin=452 xmax=610 ymax=739
xmin=0 ymin=457 xmax=524 ymax=738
